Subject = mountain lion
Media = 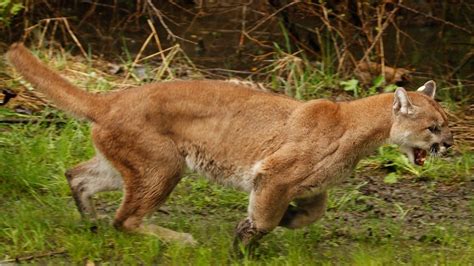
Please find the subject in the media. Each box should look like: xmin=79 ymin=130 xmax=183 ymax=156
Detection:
xmin=7 ymin=43 xmax=453 ymax=251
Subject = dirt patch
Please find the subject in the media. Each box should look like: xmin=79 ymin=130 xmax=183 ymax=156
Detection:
xmin=323 ymin=169 xmax=473 ymax=243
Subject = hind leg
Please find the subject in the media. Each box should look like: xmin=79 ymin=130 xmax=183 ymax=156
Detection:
xmin=112 ymin=159 xmax=195 ymax=244
xmin=112 ymin=168 xmax=195 ymax=244
xmin=95 ymin=132 xmax=194 ymax=244
xmin=65 ymin=153 xmax=122 ymax=220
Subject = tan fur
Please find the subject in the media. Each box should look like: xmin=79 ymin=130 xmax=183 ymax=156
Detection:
xmin=6 ymin=43 xmax=453 ymax=250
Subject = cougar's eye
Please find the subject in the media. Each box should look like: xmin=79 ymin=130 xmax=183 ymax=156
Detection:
xmin=428 ymin=125 xmax=440 ymax=134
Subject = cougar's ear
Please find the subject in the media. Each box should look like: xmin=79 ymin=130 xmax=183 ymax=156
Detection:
xmin=417 ymin=80 xmax=436 ymax=98
xmin=393 ymin=87 xmax=413 ymax=115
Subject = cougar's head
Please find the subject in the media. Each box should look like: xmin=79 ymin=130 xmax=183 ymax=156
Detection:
xmin=389 ymin=81 xmax=454 ymax=166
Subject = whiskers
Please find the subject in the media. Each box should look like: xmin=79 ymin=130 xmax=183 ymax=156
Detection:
xmin=426 ymin=144 xmax=441 ymax=165
xmin=429 ymin=146 xmax=440 ymax=157
xmin=430 ymin=143 xmax=441 ymax=157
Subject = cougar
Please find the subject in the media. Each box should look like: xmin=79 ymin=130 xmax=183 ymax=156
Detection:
xmin=7 ymin=43 xmax=453 ymax=250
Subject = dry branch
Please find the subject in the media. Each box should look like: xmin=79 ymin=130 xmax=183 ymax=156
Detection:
xmin=358 ymin=6 xmax=400 ymax=67
xmin=146 ymin=0 xmax=197 ymax=44
xmin=247 ymin=0 xmax=301 ymax=34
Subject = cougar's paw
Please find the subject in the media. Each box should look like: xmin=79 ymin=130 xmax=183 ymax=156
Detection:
xmin=138 ymin=224 xmax=197 ymax=246
xmin=233 ymin=218 xmax=267 ymax=258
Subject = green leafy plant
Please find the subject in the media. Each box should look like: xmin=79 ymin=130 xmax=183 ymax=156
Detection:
xmin=0 ymin=0 xmax=23 ymax=28
xmin=340 ymin=78 xmax=360 ymax=97
xmin=341 ymin=76 xmax=399 ymax=97
xmin=363 ymin=145 xmax=473 ymax=181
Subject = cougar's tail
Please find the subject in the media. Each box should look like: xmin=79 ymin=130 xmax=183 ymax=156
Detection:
xmin=6 ymin=43 xmax=105 ymax=121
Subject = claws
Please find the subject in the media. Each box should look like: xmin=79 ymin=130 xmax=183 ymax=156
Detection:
xmin=233 ymin=218 xmax=267 ymax=257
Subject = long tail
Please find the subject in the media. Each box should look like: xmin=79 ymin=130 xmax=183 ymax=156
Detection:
xmin=6 ymin=43 xmax=106 ymax=121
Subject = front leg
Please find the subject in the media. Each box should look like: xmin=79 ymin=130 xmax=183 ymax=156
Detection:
xmin=233 ymin=186 xmax=291 ymax=255
xmin=279 ymin=191 xmax=328 ymax=229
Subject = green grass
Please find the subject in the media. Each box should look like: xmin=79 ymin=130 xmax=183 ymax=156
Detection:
xmin=0 ymin=112 xmax=473 ymax=265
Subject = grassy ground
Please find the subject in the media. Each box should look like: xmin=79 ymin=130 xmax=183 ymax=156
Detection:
xmin=0 ymin=48 xmax=473 ymax=264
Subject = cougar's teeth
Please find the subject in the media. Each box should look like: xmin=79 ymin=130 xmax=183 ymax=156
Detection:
xmin=414 ymin=148 xmax=427 ymax=166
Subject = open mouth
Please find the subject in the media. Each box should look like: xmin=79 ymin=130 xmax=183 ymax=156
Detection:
xmin=413 ymin=148 xmax=427 ymax=166
xmin=402 ymin=143 xmax=443 ymax=166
